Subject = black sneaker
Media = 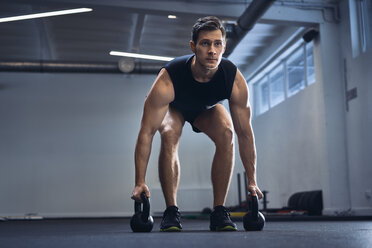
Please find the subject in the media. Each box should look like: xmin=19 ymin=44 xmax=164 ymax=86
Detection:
xmin=160 ymin=206 xmax=182 ymax=232
xmin=210 ymin=205 xmax=238 ymax=231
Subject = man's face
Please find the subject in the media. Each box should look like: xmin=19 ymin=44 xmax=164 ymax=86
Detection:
xmin=191 ymin=29 xmax=226 ymax=70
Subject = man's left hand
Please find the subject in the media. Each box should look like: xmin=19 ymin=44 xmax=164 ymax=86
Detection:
xmin=247 ymin=184 xmax=263 ymax=199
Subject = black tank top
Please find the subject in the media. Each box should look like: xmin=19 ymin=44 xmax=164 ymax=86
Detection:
xmin=163 ymin=54 xmax=237 ymax=121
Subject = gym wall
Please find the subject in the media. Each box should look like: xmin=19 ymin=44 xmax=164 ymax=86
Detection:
xmin=0 ymin=72 xmax=217 ymax=217
xmin=247 ymin=0 xmax=372 ymax=215
xmin=339 ymin=0 xmax=372 ymax=216
xmin=0 ymin=1 xmax=371 ymax=218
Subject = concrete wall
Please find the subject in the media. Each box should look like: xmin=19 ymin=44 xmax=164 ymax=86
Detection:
xmin=250 ymin=82 xmax=327 ymax=209
xmin=1 ymin=0 xmax=371 ymax=218
xmin=249 ymin=0 xmax=372 ymax=215
xmin=0 ymin=72 xmax=222 ymax=217
xmin=340 ymin=0 xmax=372 ymax=215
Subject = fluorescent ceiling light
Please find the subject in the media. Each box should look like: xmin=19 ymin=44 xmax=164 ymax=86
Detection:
xmin=0 ymin=8 xmax=92 ymax=23
xmin=110 ymin=51 xmax=174 ymax=62
xmin=168 ymin=15 xmax=177 ymax=19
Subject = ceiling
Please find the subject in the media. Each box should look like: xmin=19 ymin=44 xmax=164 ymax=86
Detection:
xmin=0 ymin=0 xmax=342 ymax=73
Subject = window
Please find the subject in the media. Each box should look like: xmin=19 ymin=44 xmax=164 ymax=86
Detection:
xmin=359 ymin=0 xmax=371 ymax=53
xmin=250 ymin=37 xmax=316 ymax=118
xmin=287 ymin=46 xmax=305 ymax=97
xmin=306 ymin=42 xmax=315 ymax=85
xmin=254 ymin=76 xmax=269 ymax=116
xmin=269 ymin=64 xmax=285 ymax=107
xmin=350 ymin=0 xmax=372 ymax=56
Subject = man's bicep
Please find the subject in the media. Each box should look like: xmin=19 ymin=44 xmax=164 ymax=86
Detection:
xmin=140 ymin=71 xmax=174 ymax=134
xmin=141 ymin=98 xmax=169 ymax=134
xmin=229 ymin=70 xmax=253 ymax=134
xmin=230 ymin=100 xmax=252 ymax=136
xmin=230 ymin=69 xmax=250 ymax=107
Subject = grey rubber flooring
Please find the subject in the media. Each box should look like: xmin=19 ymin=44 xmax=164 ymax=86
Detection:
xmin=1 ymin=218 xmax=372 ymax=248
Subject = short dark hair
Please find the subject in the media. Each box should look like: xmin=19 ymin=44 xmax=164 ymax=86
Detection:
xmin=191 ymin=16 xmax=226 ymax=44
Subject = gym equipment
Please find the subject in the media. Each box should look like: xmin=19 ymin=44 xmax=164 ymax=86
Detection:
xmin=130 ymin=192 xmax=154 ymax=232
xmin=237 ymin=173 xmax=242 ymax=208
xmin=201 ymin=207 xmax=212 ymax=215
xmin=262 ymin=190 xmax=269 ymax=211
xmin=243 ymin=194 xmax=265 ymax=231
xmin=244 ymin=173 xmax=249 ymax=207
xmin=233 ymin=173 xmax=248 ymax=212
xmin=287 ymin=190 xmax=323 ymax=216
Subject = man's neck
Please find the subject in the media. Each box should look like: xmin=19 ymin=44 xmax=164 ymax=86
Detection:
xmin=190 ymin=56 xmax=218 ymax=83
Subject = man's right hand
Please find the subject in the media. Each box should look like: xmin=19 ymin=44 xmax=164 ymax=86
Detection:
xmin=131 ymin=184 xmax=150 ymax=202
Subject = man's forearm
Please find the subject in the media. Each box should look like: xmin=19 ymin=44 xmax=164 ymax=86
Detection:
xmin=237 ymin=132 xmax=257 ymax=185
xmin=134 ymin=131 xmax=154 ymax=185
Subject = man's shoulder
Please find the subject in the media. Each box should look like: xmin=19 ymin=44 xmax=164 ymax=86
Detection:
xmin=164 ymin=54 xmax=193 ymax=70
xmin=162 ymin=54 xmax=193 ymax=83
xmin=220 ymin=57 xmax=237 ymax=85
xmin=220 ymin=57 xmax=237 ymax=70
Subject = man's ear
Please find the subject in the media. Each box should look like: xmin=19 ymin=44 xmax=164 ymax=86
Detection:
xmin=190 ymin=40 xmax=196 ymax=53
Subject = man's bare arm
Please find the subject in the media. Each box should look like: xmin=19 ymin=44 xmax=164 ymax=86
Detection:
xmin=229 ymin=69 xmax=263 ymax=199
xmin=132 ymin=68 xmax=174 ymax=201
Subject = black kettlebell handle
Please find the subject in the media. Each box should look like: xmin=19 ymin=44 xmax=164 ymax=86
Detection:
xmin=134 ymin=192 xmax=150 ymax=223
xmin=250 ymin=194 xmax=259 ymax=221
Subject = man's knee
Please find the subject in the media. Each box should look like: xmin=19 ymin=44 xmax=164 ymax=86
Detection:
xmin=160 ymin=128 xmax=182 ymax=147
xmin=215 ymin=126 xmax=234 ymax=149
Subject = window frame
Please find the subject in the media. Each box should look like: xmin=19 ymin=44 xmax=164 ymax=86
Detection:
xmin=286 ymin=44 xmax=306 ymax=98
xmin=250 ymin=39 xmax=316 ymax=118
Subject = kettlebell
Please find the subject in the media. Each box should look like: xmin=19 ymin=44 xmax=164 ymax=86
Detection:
xmin=130 ymin=192 xmax=154 ymax=232
xmin=243 ymin=194 xmax=265 ymax=231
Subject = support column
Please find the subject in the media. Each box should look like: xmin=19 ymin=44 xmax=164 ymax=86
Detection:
xmin=317 ymin=22 xmax=351 ymax=215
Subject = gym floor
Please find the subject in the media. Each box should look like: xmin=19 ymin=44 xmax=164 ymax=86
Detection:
xmin=1 ymin=218 xmax=372 ymax=248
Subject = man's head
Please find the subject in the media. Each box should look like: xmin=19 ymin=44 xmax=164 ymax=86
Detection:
xmin=190 ymin=16 xmax=226 ymax=70
xmin=191 ymin=16 xmax=226 ymax=44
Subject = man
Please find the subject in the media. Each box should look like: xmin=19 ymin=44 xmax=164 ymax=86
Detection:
xmin=131 ymin=16 xmax=263 ymax=232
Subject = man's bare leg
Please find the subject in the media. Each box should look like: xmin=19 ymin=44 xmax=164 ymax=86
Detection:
xmin=193 ymin=104 xmax=237 ymax=231
xmin=158 ymin=107 xmax=185 ymax=208
xmin=193 ymin=104 xmax=235 ymax=208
